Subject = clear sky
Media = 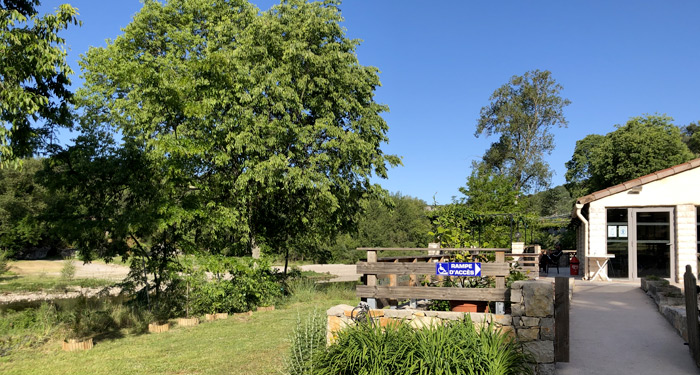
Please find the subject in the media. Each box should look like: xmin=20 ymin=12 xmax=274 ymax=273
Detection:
xmin=38 ymin=0 xmax=700 ymax=204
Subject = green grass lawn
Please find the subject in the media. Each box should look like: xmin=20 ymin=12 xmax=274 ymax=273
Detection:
xmin=0 ymin=293 xmax=358 ymax=375
xmin=0 ymin=274 xmax=115 ymax=293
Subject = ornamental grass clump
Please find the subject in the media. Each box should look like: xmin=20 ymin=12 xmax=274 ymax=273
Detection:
xmin=312 ymin=318 xmax=532 ymax=375
xmin=284 ymin=310 xmax=326 ymax=375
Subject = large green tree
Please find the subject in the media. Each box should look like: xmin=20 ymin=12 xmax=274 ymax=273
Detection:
xmin=57 ymin=0 xmax=398 ymax=274
xmin=0 ymin=0 xmax=79 ymax=166
xmin=475 ymin=70 xmax=570 ymax=193
xmin=565 ymin=114 xmax=694 ymax=197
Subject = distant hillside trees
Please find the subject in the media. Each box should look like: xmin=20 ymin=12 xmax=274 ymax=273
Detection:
xmin=324 ymin=193 xmax=432 ymax=263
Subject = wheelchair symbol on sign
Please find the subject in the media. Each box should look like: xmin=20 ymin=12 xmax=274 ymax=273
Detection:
xmin=437 ymin=263 xmax=449 ymax=276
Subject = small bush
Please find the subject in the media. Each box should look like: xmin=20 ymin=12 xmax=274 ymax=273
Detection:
xmin=187 ymin=255 xmax=283 ymax=314
xmin=0 ymin=251 xmax=9 ymax=275
xmin=60 ymin=258 xmax=76 ymax=282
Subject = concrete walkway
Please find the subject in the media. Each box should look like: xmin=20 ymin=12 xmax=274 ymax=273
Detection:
xmin=557 ymin=282 xmax=699 ymax=374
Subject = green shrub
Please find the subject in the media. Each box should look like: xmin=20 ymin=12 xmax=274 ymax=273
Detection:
xmin=60 ymin=258 xmax=76 ymax=282
xmin=313 ymin=319 xmax=532 ymax=375
xmin=187 ymin=255 xmax=283 ymax=314
xmin=0 ymin=251 xmax=9 ymax=275
xmin=284 ymin=310 xmax=326 ymax=375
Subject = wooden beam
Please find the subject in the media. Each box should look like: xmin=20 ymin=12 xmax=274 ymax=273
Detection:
xmin=356 ymin=285 xmax=508 ymax=301
xmin=357 ymin=247 xmax=509 ymax=252
xmin=495 ymin=250 xmax=505 ymax=289
xmin=356 ymin=262 xmax=510 ymax=277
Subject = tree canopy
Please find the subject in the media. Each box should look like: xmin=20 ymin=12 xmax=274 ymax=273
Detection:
xmin=459 ymin=161 xmax=519 ymax=213
xmin=681 ymin=121 xmax=700 ymax=157
xmin=0 ymin=157 xmax=61 ymax=257
xmin=50 ymin=0 xmax=398 ymax=275
xmin=0 ymin=0 xmax=79 ymax=166
xmin=475 ymin=69 xmax=570 ymax=194
xmin=565 ymin=114 xmax=694 ymax=197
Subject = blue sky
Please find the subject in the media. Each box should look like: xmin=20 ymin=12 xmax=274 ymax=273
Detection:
xmin=38 ymin=0 xmax=700 ymax=204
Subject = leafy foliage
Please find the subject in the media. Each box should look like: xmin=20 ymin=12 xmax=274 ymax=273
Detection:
xmin=565 ymin=114 xmax=694 ymax=197
xmin=681 ymin=121 xmax=700 ymax=157
xmin=185 ymin=255 xmax=283 ymax=315
xmin=476 ymin=69 xmax=570 ymax=194
xmin=0 ymin=0 xmax=80 ymax=165
xmin=460 ymin=161 xmax=520 ymax=213
xmin=429 ymin=203 xmax=535 ymax=248
xmin=0 ymin=158 xmax=61 ymax=258
xmin=313 ymin=319 xmax=532 ymax=375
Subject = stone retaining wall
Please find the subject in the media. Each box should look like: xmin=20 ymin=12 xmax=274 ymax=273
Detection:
xmin=328 ymin=280 xmax=556 ymax=375
xmin=641 ymin=278 xmax=696 ymax=342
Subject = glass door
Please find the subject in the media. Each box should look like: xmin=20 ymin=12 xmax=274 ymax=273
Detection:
xmin=606 ymin=209 xmax=629 ymax=278
xmin=631 ymin=209 xmax=673 ymax=279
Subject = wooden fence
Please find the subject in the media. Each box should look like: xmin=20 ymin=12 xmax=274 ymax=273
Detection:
xmin=684 ymin=264 xmax=700 ymax=367
xmin=356 ymin=247 xmax=533 ymax=304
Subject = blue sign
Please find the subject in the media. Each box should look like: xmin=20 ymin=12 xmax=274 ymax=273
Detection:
xmin=436 ymin=262 xmax=482 ymax=277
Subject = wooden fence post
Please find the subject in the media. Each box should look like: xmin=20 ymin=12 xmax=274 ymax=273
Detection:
xmin=684 ymin=265 xmax=700 ymax=367
xmin=555 ymin=277 xmax=570 ymax=362
xmin=367 ymin=249 xmax=377 ymax=309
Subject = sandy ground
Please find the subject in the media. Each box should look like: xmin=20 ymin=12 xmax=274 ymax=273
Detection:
xmin=274 ymin=264 xmax=360 ymax=282
xmin=0 ymin=260 xmax=129 ymax=304
xmin=8 ymin=260 xmax=131 ymax=281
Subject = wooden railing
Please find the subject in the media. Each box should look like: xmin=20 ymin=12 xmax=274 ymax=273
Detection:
xmin=356 ymin=247 xmax=512 ymax=304
xmin=684 ymin=265 xmax=700 ymax=367
xmin=510 ymin=253 xmax=539 ymax=277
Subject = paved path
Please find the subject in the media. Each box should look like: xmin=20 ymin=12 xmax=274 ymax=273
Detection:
xmin=557 ymin=282 xmax=699 ymax=374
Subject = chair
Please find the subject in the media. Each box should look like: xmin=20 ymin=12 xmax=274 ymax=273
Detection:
xmin=540 ymin=250 xmax=564 ymax=274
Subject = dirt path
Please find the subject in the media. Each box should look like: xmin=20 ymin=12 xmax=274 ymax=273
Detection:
xmin=274 ymin=264 xmax=360 ymax=282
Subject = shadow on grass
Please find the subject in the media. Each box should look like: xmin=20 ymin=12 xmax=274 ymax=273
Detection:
xmin=0 ymin=275 xmax=20 ymax=282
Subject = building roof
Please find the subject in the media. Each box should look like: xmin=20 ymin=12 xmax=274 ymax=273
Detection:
xmin=576 ymin=157 xmax=700 ymax=205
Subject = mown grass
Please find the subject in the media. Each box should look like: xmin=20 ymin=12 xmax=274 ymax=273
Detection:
xmin=0 ymin=283 xmax=359 ymax=375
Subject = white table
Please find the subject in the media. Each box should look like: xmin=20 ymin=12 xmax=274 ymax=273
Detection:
xmin=587 ymin=254 xmax=615 ymax=281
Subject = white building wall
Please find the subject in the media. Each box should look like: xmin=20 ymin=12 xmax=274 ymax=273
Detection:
xmin=585 ymin=167 xmax=700 ymax=281
xmin=675 ymin=204 xmax=697 ymax=282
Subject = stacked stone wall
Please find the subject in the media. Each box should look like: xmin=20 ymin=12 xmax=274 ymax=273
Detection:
xmin=328 ymin=280 xmax=556 ymax=375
